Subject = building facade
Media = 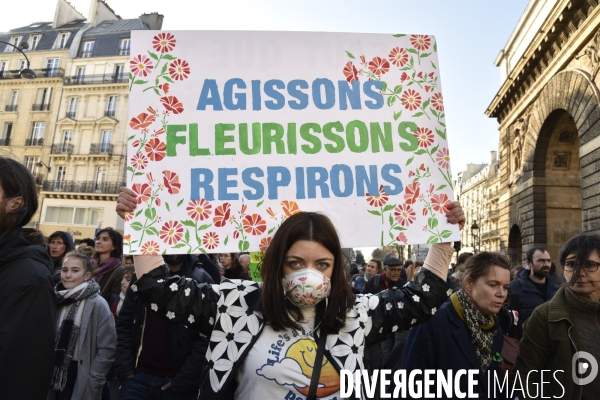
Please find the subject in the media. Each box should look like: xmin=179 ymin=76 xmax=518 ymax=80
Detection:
xmin=0 ymin=0 xmax=162 ymax=241
xmin=486 ymin=0 xmax=600 ymax=263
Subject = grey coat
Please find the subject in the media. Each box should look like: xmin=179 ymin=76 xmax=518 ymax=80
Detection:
xmin=48 ymin=292 xmax=116 ymax=400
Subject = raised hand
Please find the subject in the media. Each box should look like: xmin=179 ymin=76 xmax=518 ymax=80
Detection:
xmin=116 ymin=186 xmax=137 ymax=220
xmin=445 ymin=201 xmax=465 ymax=231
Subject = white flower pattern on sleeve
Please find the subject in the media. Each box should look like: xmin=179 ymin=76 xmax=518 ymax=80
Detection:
xmin=412 ymin=295 xmax=420 ymax=302
xmin=422 ymin=284 xmax=430 ymax=292
xmin=167 ymin=311 xmax=175 ymax=319
xmin=151 ymin=303 xmax=158 ymax=311
xmin=431 ymin=307 xmax=437 ymax=315
xmin=185 ymin=288 xmax=191 ymax=296
xmin=170 ymin=283 xmax=178 ymax=292
xmin=130 ymin=284 xmax=137 ymax=292
xmin=188 ymin=315 xmax=195 ymax=324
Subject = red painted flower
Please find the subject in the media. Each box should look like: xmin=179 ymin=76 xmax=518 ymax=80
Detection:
xmin=132 ymin=139 xmax=141 ymax=148
xmin=389 ymin=47 xmax=409 ymax=67
xmin=401 ymin=89 xmax=422 ymax=111
xmin=141 ymin=241 xmax=160 ymax=255
xmin=417 ymin=72 xmax=423 ymax=79
xmin=160 ymin=220 xmax=184 ymax=245
xmin=152 ymin=32 xmax=176 ymax=53
xmin=242 ymin=214 xmax=267 ymax=236
xmin=213 ymin=203 xmax=231 ymax=227
xmin=396 ymin=232 xmax=408 ymax=244
xmin=160 ymin=96 xmax=184 ymax=114
xmin=129 ymin=112 xmax=156 ymax=130
xmin=266 ymin=207 xmax=276 ymax=219
xmin=130 ymin=55 xmax=153 ymax=77
xmin=422 ymin=208 xmax=428 ymax=216
xmin=400 ymin=72 xmax=410 ymax=82
xmin=187 ymin=199 xmax=212 ymax=221
xmin=425 ymin=85 xmax=431 ymax=92
xmin=429 ymin=72 xmax=435 ymax=79
xmin=343 ymin=61 xmax=359 ymax=83
xmin=408 ymin=170 xmax=415 ymax=178
xmin=131 ymin=183 xmax=151 ymax=204
xmin=239 ymin=204 xmax=247 ymax=216
xmin=431 ymin=193 xmax=451 ymax=214
xmin=123 ymin=234 xmax=131 ymax=244
xmin=124 ymin=212 xmax=134 ymax=222
xmin=233 ymin=230 xmax=240 ymax=239
xmin=147 ymin=106 xmax=157 ymax=116
xmin=366 ymin=185 xmax=389 ymax=207
xmin=410 ymin=35 xmax=431 ymax=51
xmin=154 ymin=128 xmax=165 ymax=136
xmin=436 ymin=148 xmax=451 ymax=169
xmin=367 ymin=57 xmax=390 ymax=76
xmin=144 ymin=138 xmax=167 ymax=161
xmin=202 ymin=232 xmax=219 ymax=250
xmin=159 ymin=83 xmax=170 ymax=94
xmin=162 ymin=170 xmax=181 ymax=194
xmin=169 ymin=59 xmax=190 ymax=81
xmin=431 ymin=93 xmax=444 ymax=111
xmin=131 ymin=153 xmax=148 ymax=170
xmin=418 ymin=163 xmax=426 ymax=171
xmin=414 ymin=127 xmax=434 ymax=148
xmin=155 ymin=198 xmax=161 ymax=207
xmin=281 ymin=200 xmax=301 ymax=218
xmin=394 ymin=204 xmax=416 ymax=227
xmin=428 ymin=184 xmax=435 ymax=194
xmin=404 ymin=182 xmax=420 ymax=205
xmin=259 ymin=237 xmax=272 ymax=252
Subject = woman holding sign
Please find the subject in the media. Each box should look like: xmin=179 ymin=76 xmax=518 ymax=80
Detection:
xmin=116 ymin=188 xmax=464 ymax=399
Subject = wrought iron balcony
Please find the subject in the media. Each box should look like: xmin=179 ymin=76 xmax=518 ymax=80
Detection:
xmin=5 ymin=105 xmax=18 ymax=112
xmin=32 ymin=173 xmax=45 ymax=185
xmin=66 ymin=111 xmax=77 ymax=119
xmin=105 ymin=109 xmax=116 ymax=117
xmin=0 ymin=138 xmax=10 ymax=146
xmin=482 ymin=229 xmax=500 ymax=240
xmin=42 ymin=180 xmax=124 ymax=194
xmin=118 ymin=47 xmax=130 ymax=56
xmin=488 ymin=190 xmax=500 ymax=200
xmin=63 ymin=73 xmax=127 ymax=85
xmin=488 ymin=209 xmax=500 ymax=218
xmin=51 ymin=144 xmax=74 ymax=155
xmin=25 ymin=138 xmax=44 ymax=146
xmin=0 ymin=68 xmax=64 ymax=80
xmin=90 ymin=143 xmax=113 ymax=155
xmin=32 ymin=103 xmax=51 ymax=111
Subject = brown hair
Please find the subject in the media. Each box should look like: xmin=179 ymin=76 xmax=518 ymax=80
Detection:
xmin=369 ymin=259 xmax=382 ymax=274
xmin=94 ymin=227 xmax=123 ymax=259
xmin=63 ymin=252 xmax=94 ymax=274
xmin=461 ymin=252 xmax=511 ymax=288
xmin=122 ymin=265 xmax=135 ymax=279
xmin=261 ymin=212 xmax=355 ymax=333
xmin=0 ymin=157 xmax=38 ymax=240
xmin=558 ymin=234 xmax=600 ymax=286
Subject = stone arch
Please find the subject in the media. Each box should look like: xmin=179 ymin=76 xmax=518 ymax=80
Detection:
xmin=507 ymin=224 xmax=523 ymax=265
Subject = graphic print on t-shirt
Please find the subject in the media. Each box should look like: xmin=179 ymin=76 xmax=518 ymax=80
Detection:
xmin=256 ymin=329 xmax=340 ymax=398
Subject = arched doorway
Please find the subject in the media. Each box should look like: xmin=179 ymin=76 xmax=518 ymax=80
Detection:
xmin=507 ymin=224 xmax=522 ymax=266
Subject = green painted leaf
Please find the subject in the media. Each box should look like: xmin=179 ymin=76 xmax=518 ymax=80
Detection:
xmin=127 ymin=135 xmax=135 ymax=141
xmin=185 ymin=229 xmax=190 ymax=243
xmin=412 ymin=112 xmax=424 ymax=117
xmin=421 ymin=52 xmax=431 ymax=58
xmin=435 ymin=128 xmax=446 ymax=139
xmin=393 ymin=110 xmax=402 ymax=121
xmin=161 ymin=62 xmax=168 ymax=74
xmin=407 ymin=81 xmax=414 ymax=87
xmin=162 ymin=54 xmax=176 ymax=60
xmin=393 ymin=34 xmax=406 ymax=38
xmin=129 ymin=72 xmax=134 ymax=80
xmin=153 ymin=88 xmax=160 ymax=96
xmin=130 ymin=222 xmax=143 ymax=231
xmin=393 ymin=85 xmax=403 ymax=94
xmin=135 ymin=209 xmax=143 ymax=217
xmin=133 ymin=79 xmax=148 ymax=85
xmin=144 ymin=208 xmax=152 ymax=219
xmin=148 ymin=51 xmax=158 ymax=61
xmin=177 ymin=198 xmax=184 ymax=207
xmin=165 ymin=202 xmax=170 ymax=212
xmin=407 ymin=48 xmax=418 ymax=55
xmin=400 ymin=66 xmax=411 ymax=71
xmin=197 ymin=224 xmax=211 ymax=230
xmin=422 ymin=98 xmax=431 ymax=110
xmin=439 ymin=122 xmax=446 ymax=127
xmin=146 ymin=227 xmax=159 ymax=236
xmin=387 ymin=96 xmax=394 ymax=107
xmin=368 ymin=210 xmax=382 ymax=216
xmin=434 ymin=42 xmax=438 ymax=52
xmin=405 ymin=156 xmax=414 ymax=166
xmin=430 ymin=144 xmax=439 ymax=155
xmin=427 ymin=236 xmax=440 ymax=244
xmin=431 ymin=61 xmax=437 ymax=69
xmin=409 ymin=57 xmax=414 ymax=67
xmin=257 ymin=200 xmax=264 ymax=207
xmin=437 ymin=184 xmax=447 ymax=190
xmin=181 ymin=220 xmax=196 ymax=227
xmin=393 ymin=226 xmax=407 ymax=231
xmin=172 ymin=243 xmax=187 ymax=249
xmin=430 ymin=108 xmax=438 ymax=118
xmin=134 ymin=172 xmax=144 ymax=176
xmin=224 ymin=235 xmax=229 ymax=245
xmin=163 ymin=76 xmax=174 ymax=83
xmin=127 ymin=166 xmax=134 ymax=173
xmin=383 ymin=204 xmax=395 ymax=213
xmin=381 ymin=81 xmax=388 ymax=92
xmin=389 ymin=213 xmax=394 ymax=226
xmin=150 ymin=208 xmax=157 ymax=220
xmin=239 ymin=240 xmax=250 ymax=252
xmin=267 ymin=226 xmax=276 ymax=234
xmin=428 ymin=217 xmax=439 ymax=229
xmin=414 ymin=149 xmax=427 ymax=155
xmin=345 ymin=50 xmax=355 ymax=59
xmin=440 ymin=230 xmax=453 ymax=239
xmin=389 ymin=232 xmax=395 ymax=240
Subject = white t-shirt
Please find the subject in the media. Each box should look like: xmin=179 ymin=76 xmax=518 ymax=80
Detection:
xmin=235 ymin=307 xmax=341 ymax=400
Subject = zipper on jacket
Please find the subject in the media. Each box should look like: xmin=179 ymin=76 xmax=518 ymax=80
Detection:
xmin=135 ymin=308 xmax=147 ymax=368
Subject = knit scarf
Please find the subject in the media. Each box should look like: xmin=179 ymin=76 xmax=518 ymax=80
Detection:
xmin=93 ymin=257 xmax=121 ymax=284
xmin=52 ymin=279 xmax=100 ymax=391
xmin=450 ymin=290 xmax=498 ymax=373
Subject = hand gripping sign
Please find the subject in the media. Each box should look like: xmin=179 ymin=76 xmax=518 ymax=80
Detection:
xmin=124 ymin=31 xmax=460 ymax=254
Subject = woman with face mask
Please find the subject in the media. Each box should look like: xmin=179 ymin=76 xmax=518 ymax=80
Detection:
xmin=116 ymin=188 xmax=465 ymax=399
xmin=401 ymin=252 xmax=512 ymax=399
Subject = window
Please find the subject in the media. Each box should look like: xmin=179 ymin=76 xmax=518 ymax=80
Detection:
xmin=1 ymin=123 xmax=13 ymax=144
xmin=100 ymin=130 xmax=112 ymax=152
xmin=94 ymin=167 xmax=107 ymax=191
xmin=5 ymin=36 xmax=20 ymax=52
xmin=56 ymin=32 xmax=70 ymax=49
xmin=61 ymin=131 xmax=72 ymax=152
xmin=55 ymin=166 xmax=66 ymax=182
xmin=35 ymin=88 xmax=52 ymax=110
xmin=106 ymin=96 xmax=117 ymax=116
xmin=31 ymin=122 xmax=46 ymax=142
xmin=114 ymin=65 xmax=124 ymax=82
xmin=30 ymin=35 xmax=41 ymax=50
xmin=119 ymin=38 xmax=130 ymax=55
xmin=67 ymin=97 xmax=78 ymax=118
xmin=45 ymin=206 xmax=74 ymax=224
xmin=47 ymin=206 xmax=103 ymax=225
xmin=81 ymin=41 xmax=94 ymax=58
xmin=0 ymin=60 xmax=8 ymax=78
xmin=24 ymin=156 xmax=40 ymax=175
xmin=19 ymin=60 xmax=26 ymax=70
xmin=7 ymin=90 xmax=19 ymax=112
xmin=46 ymin=58 xmax=59 ymax=77
xmin=75 ymin=67 xmax=85 ymax=84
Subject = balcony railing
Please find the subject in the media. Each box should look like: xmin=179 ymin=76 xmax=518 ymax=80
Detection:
xmin=482 ymin=229 xmax=500 ymax=240
xmin=63 ymin=73 xmax=127 ymax=85
xmin=105 ymin=109 xmax=116 ymax=117
xmin=0 ymin=138 xmax=10 ymax=146
xmin=51 ymin=144 xmax=74 ymax=154
xmin=32 ymin=103 xmax=51 ymax=111
xmin=488 ymin=190 xmax=500 ymax=200
xmin=90 ymin=143 xmax=113 ymax=155
xmin=25 ymin=138 xmax=44 ymax=146
xmin=32 ymin=173 xmax=45 ymax=185
xmin=79 ymin=51 xmax=93 ymax=58
xmin=118 ymin=48 xmax=130 ymax=56
xmin=66 ymin=111 xmax=77 ymax=119
xmin=42 ymin=180 xmax=125 ymax=194
xmin=488 ymin=209 xmax=500 ymax=218
xmin=0 ymin=68 xmax=64 ymax=80
xmin=5 ymin=105 xmax=18 ymax=112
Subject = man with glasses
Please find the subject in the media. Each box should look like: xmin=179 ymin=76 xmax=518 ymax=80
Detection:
xmin=509 ymin=246 xmax=559 ymax=333
xmin=362 ymin=257 xmax=407 ymax=295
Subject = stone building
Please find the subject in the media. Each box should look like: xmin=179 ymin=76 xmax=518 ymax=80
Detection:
xmin=0 ymin=0 xmax=163 ymax=241
xmin=486 ymin=0 xmax=600 ymax=263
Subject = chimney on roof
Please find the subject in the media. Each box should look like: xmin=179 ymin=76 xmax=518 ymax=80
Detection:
xmin=88 ymin=0 xmax=120 ymax=27
xmin=491 ymin=150 xmax=497 ymax=164
xmin=53 ymin=0 xmax=85 ymax=28
xmin=140 ymin=13 xmax=164 ymax=30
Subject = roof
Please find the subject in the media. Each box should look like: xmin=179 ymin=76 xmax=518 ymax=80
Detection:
xmin=83 ymin=19 xmax=147 ymax=36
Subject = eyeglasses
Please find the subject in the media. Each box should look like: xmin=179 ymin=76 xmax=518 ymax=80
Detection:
xmin=563 ymin=260 xmax=600 ymax=272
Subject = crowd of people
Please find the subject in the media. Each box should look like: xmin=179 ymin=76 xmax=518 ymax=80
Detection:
xmin=1 ymin=154 xmax=600 ymax=400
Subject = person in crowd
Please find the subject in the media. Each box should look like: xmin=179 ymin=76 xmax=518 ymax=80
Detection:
xmin=115 ymin=254 xmax=213 ymax=399
xmin=364 ymin=258 xmax=382 ymax=283
xmin=513 ymin=234 xmax=600 ymax=399
xmin=352 ymin=264 xmax=367 ymax=293
xmin=239 ymin=253 xmax=251 ymax=276
xmin=93 ymin=228 xmax=124 ymax=304
xmin=219 ymin=252 xmax=250 ymax=280
xmin=0 ymin=157 xmax=56 ymax=400
xmin=76 ymin=245 xmax=95 ymax=259
xmin=362 ymin=257 xmax=407 ymax=294
xmin=123 ymin=255 xmax=134 ymax=267
xmin=448 ymin=252 xmax=473 ymax=290
xmin=402 ymin=252 xmax=511 ymax=399
xmin=509 ymin=246 xmax=559 ymax=330
xmin=50 ymin=252 xmax=116 ymax=400
xmin=48 ymin=231 xmax=75 ymax=283
xmin=110 ymin=266 xmax=134 ymax=319
xmin=79 ymin=238 xmax=96 ymax=248
xmin=116 ymin=187 xmax=465 ymax=399
xmin=23 ymin=227 xmax=46 ymax=245
xmin=407 ymin=259 xmax=424 ymax=281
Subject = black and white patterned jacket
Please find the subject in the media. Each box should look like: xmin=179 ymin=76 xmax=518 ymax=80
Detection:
xmin=133 ymin=266 xmax=451 ymax=399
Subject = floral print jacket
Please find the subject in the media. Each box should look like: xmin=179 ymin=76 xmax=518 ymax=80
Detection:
xmin=133 ymin=267 xmax=451 ymax=399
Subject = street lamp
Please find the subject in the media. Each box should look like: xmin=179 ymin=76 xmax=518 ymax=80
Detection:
xmin=36 ymin=160 xmax=51 ymax=173
xmin=471 ymin=220 xmax=480 ymax=254
xmin=0 ymin=40 xmax=36 ymax=79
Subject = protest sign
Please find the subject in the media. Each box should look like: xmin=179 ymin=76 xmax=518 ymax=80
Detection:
xmin=124 ymin=31 xmax=459 ymax=254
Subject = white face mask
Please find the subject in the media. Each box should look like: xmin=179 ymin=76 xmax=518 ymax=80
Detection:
xmin=282 ymin=268 xmax=331 ymax=308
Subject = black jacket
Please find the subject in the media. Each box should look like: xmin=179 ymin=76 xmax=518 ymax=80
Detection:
xmin=115 ymin=256 xmax=213 ymax=393
xmin=362 ymin=273 xmax=407 ymax=294
xmin=0 ymin=228 xmax=56 ymax=400
xmin=509 ymin=268 xmax=559 ymax=330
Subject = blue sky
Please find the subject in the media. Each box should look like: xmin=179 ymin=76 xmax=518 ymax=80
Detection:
xmin=1 ymin=0 xmax=529 ymax=174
